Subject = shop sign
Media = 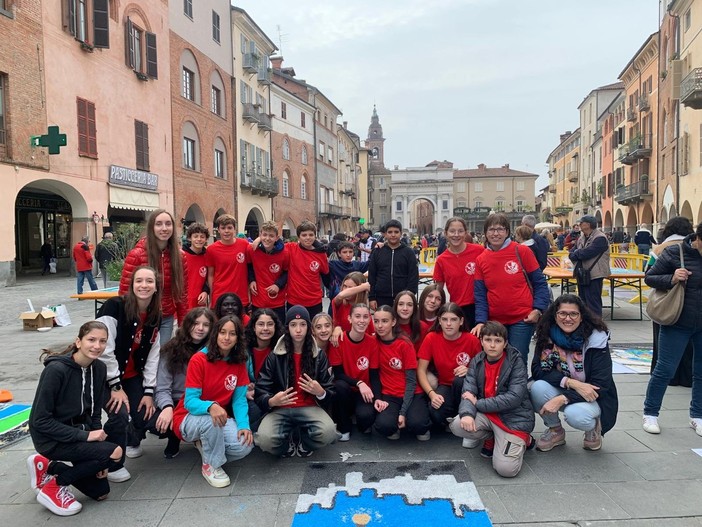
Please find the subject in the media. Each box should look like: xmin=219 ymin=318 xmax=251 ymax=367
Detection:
xmin=16 ymin=195 xmax=71 ymax=212
xmin=108 ymin=165 xmax=158 ymax=191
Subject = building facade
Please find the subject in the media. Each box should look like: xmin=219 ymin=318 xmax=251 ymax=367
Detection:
xmin=391 ymin=162 xmax=454 ymax=234
xmin=546 ymin=130 xmax=581 ymax=228
xmin=337 ymin=123 xmax=362 ymax=234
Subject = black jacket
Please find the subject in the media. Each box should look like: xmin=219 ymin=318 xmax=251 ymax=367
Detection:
xmin=458 ymin=345 xmax=535 ymax=433
xmin=254 ymin=336 xmax=335 ymax=412
xmin=29 ymin=355 xmax=107 ymax=454
xmin=368 ymin=243 xmax=419 ymax=301
xmin=645 ymin=235 xmax=702 ymax=329
xmin=531 ymin=330 xmax=618 ymax=435
xmin=95 ymin=240 xmax=118 ymax=267
xmin=97 ymin=296 xmax=161 ymax=393
xmin=530 ymin=231 xmax=550 ymax=270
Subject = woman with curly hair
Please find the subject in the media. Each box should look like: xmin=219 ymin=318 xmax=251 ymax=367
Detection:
xmin=172 ymin=315 xmax=253 ymax=488
xmin=530 ymin=294 xmax=618 ymax=452
xmin=214 ymin=292 xmax=250 ymax=326
xmin=154 ymin=307 xmax=215 ymax=458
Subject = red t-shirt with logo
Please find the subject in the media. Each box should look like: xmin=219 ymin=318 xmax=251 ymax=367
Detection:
xmin=172 ymin=351 xmax=250 ymax=440
xmin=433 ymin=244 xmax=485 ymax=306
xmin=286 ymin=352 xmax=316 ymax=408
xmin=285 ymin=243 xmax=329 ymax=307
xmin=252 ymin=346 xmax=271 ymax=379
xmin=483 ymin=354 xmax=530 ymax=443
xmin=328 ymin=332 xmax=378 ymax=386
xmin=377 ymin=337 xmax=417 ymax=398
xmin=206 ymin=239 xmax=250 ymax=307
xmin=475 ymin=242 xmax=537 ymax=324
xmin=249 ymin=245 xmax=289 ymax=309
xmin=332 ymin=302 xmax=375 ymax=336
xmin=183 ymin=250 xmax=208 ymax=310
xmin=418 ymin=331 xmax=482 ymax=386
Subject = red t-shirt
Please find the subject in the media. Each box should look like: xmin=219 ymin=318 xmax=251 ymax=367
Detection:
xmin=285 ymin=243 xmax=329 ymax=307
xmin=332 ymin=302 xmax=376 ymax=336
xmin=206 ymin=239 xmax=250 ymax=307
xmin=286 ymin=352 xmax=316 ymax=408
xmin=418 ymin=331 xmax=481 ymax=386
xmin=122 ymin=312 xmax=149 ymax=380
xmin=377 ymin=337 xmax=417 ymax=398
xmin=433 ymin=244 xmax=485 ymax=306
xmin=252 ymin=346 xmax=271 ymax=379
xmin=249 ymin=245 xmax=289 ymax=309
xmin=183 ymin=250 xmax=208 ymax=310
xmin=475 ymin=242 xmax=538 ymax=324
xmin=172 ymin=351 xmax=250 ymax=440
xmin=328 ymin=332 xmax=378 ymax=387
xmin=398 ymin=322 xmax=428 ymax=353
xmin=483 ymin=354 xmax=529 ymax=443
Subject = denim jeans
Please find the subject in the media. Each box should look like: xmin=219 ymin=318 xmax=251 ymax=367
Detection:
xmin=644 ymin=324 xmax=702 ymax=418
xmin=159 ymin=315 xmax=174 ymax=348
xmin=180 ymin=414 xmax=253 ymax=469
xmin=506 ymin=320 xmax=536 ymax=364
xmin=255 ymin=406 xmax=336 ymax=456
xmin=76 ymin=270 xmax=98 ymax=294
xmin=530 ymin=380 xmax=600 ymax=431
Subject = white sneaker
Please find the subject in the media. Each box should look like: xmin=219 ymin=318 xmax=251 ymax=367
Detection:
xmin=690 ymin=418 xmax=702 ymax=437
xmin=462 ymin=438 xmax=480 ymax=449
xmin=416 ymin=431 xmax=431 ymax=441
xmin=387 ymin=431 xmax=400 ymax=440
xmin=642 ymin=415 xmax=661 ymax=434
xmin=126 ymin=445 xmax=143 ymax=458
xmin=336 ymin=431 xmax=351 ymax=442
xmin=201 ymin=463 xmax=230 ymax=488
xmin=107 ymin=467 xmax=131 ymax=483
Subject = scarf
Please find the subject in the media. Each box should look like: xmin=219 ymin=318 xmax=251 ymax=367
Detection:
xmin=549 ymin=325 xmax=585 ymax=352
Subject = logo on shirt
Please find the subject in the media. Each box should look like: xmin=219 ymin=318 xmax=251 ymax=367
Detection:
xmin=309 ymin=261 xmax=320 ymax=272
xmin=236 ymin=252 xmax=246 ymax=264
xmin=269 ymin=263 xmax=281 ymax=274
xmin=356 ymin=356 xmax=369 ymax=371
xmin=456 ymin=352 xmax=470 ymax=366
xmin=224 ymin=374 xmax=238 ymax=391
xmin=389 ymin=357 xmax=403 ymax=370
xmin=199 ymin=266 xmax=207 ymax=278
xmin=465 ymin=262 xmax=476 ymax=275
xmin=504 ymin=260 xmax=519 ymax=275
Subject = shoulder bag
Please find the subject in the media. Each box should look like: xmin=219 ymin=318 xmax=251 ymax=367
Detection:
xmin=572 ymin=243 xmax=605 ymax=287
xmin=646 ymin=243 xmax=686 ymax=326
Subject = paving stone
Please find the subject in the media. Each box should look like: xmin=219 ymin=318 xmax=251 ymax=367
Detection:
xmin=564 ymin=430 xmax=651 ymax=454
xmin=120 ymin=468 xmax=190 ymax=500
xmin=160 ymin=495 xmax=281 ymax=527
xmin=176 ymin=463 xmax=241 ymax=498
xmin=607 ymin=411 xmax=644 ymax=431
xmin=581 ymin=518 xmax=702 ymax=527
xmin=47 ymin=497 xmax=171 ymax=526
xmin=613 ymin=381 xmax=648 ymax=396
xmin=661 ymin=393 xmax=694 ymax=410
xmin=614 ymin=451 xmax=702 ymax=481
xmin=598 ymin=480 xmax=702 ymax=518
xmin=476 ymin=486 xmax=513 ymax=524
xmin=232 ymin=461 xmax=307 ymax=495
xmin=626 ymin=427 xmax=701 ymax=452
xmin=467 ymin=453 xmax=542 ymax=486
xmin=526 ymin=450 xmax=643 ymax=483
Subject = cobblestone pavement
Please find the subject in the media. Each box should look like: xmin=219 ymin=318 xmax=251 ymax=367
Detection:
xmin=1 ymin=275 xmax=701 ymax=526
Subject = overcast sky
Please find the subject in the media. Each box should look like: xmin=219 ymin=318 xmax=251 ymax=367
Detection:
xmin=233 ymin=0 xmax=660 ymax=191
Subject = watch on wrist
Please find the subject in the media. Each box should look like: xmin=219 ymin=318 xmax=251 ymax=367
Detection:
xmin=111 ymin=383 xmax=122 ymax=392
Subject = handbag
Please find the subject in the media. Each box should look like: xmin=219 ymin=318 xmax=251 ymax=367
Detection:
xmin=646 ymin=243 xmax=686 ymax=326
xmin=572 ymin=248 xmax=605 ymax=287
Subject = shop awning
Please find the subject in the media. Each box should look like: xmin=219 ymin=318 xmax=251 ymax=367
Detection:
xmin=109 ymin=186 xmax=160 ymax=211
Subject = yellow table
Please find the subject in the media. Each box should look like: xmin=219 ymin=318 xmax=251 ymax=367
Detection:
xmin=70 ymin=288 xmax=119 ymax=317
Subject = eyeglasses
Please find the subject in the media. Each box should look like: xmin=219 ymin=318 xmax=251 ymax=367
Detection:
xmin=556 ymin=311 xmax=581 ymax=320
xmin=487 ymin=227 xmax=506 ymax=233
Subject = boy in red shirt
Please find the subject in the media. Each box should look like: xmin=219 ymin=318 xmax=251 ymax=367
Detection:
xmin=206 ymin=214 xmax=250 ymax=308
xmin=285 ymin=221 xmax=330 ymax=318
xmin=248 ymin=220 xmax=289 ymax=323
xmin=182 ymin=223 xmax=210 ymax=310
xmin=450 ymin=321 xmax=535 ymax=478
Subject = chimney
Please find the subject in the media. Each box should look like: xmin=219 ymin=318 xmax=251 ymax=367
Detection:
xmin=270 ymin=56 xmax=283 ymax=70
xmin=343 ymin=121 xmax=348 ymax=129
xmin=478 ymin=163 xmax=486 ymax=170
xmin=559 ymin=131 xmax=572 ymax=143
xmin=502 ymin=163 xmax=509 ymax=169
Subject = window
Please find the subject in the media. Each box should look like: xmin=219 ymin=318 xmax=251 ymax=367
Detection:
xmin=282 ymin=138 xmax=290 ymax=160
xmin=474 ymin=182 xmax=483 ymax=192
xmin=281 ymin=101 xmax=287 ymax=119
xmin=327 ymin=146 xmax=333 ymax=164
xmin=211 ymin=86 xmax=221 ymax=115
xmin=516 ymin=181 xmax=525 ymax=191
xmin=442 ymin=200 xmax=449 ymax=210
xmin=77 ymin=97 xmax=97 ymax=158
xmin=184 ymin=0 xmax=192 ymax=18
xmin=474 ymin=200 xmax=482 ymax=209
xmin=380 ymin=190 xmax=387 ymax=205
xmin=396 ymin=201 xmax=402 ymax=212
xmin=63 ymin=0 xmax=110 ymax=48
xmin=240 ymin=81 xmax=252 ymax=104
xmin=318 ymin=141 xmax=324 ymax=160
xmin=516 ymin=200 xmax=525 ymax=212
xmin=212 ymin=11 xmax=220 ymax=43
xmin=183 ymin=137 xmax=195 ymax=169
xmin=215 ymin=148 xmax=224 ymax=178
xmin=182 ymin=68 xmax=194 ymax=100
xmin=282 ymin=171 xmax=290 ymax=197
xmin=301 ymin=145 xmax=308 ymax=165
xmin=301 ymin=111 xmax=306 ymax=128
xmin=496 ymin=181 xmax=504 ymax=192
xmin=457 ymin=182 xmax=465 ymax=192
xmin=0 ymin=73 xmax=6 ymax=146
xmin=301 ymin=175 xmax=307 ymax=200
xmin=125 ymin=17 xmax=157 ymax=78
xmin=134 ymin=120 xmax=149 ymax=171
xmin=685 ymin=8 xmax=691 ymax=31
xmin=494 ymin=200 xmax=505 ymax=211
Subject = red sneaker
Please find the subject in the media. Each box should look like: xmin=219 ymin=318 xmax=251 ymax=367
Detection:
xmin=26 ymin=454 xmax=51 ymax=495
xmin=36 ymin=477 xmax=82 ymax=516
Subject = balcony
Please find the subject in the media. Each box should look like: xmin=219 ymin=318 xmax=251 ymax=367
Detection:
xmin=242 ymin=103 xmax=260 ymax=124
xmin=619 ymin=134 xmax=652 ymax=165
xmin=680 ymin=68 xmax=702 ymax=109
xmin=341 ymin=206 xmax=353 ymax=218
xmin=453 ymin=206 xmax=492 ymax=221
xmin=615 ymin=178 xmax=652 ymax=205
xmin=319 ymin=204 xmax=343 ymax=217
xmin=639 ymin=94 xmax=650 ymax=112
xmin=240 ymin=168 xmax=278 ymax=197
xmin=257 ymin=66 xmax=271 ymax=85
xmin=626 ymin=107 xmax=637 ymax=122
xmin=548 ymin=185 xmax=556 ymax=194
xmin=257 ymin=112 xmax=272 ymax=131
xmin=567 ymin=171 xmax=578 ymax=183
xmin=243 ymin=52 xmax=260 ymax=74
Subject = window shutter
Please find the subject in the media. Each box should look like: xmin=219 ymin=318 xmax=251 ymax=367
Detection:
xmin=146 ymin=32 xmax=158 ymax=79
xmin=135 ymin=121 xmax=149 ymax=171
xmin=87 ymin=101 xmax=97 ymax=157
xmin=125 ymin=17 xmax=134 ymax=68
xmin=77 ymin=98 xmax=88 ymax=155
xmin=93 ymin=0 xmax=110 ymax=48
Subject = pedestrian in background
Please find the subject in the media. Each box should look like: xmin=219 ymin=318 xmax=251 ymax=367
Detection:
xmin=40 ymin=239 xmax=53 ymax=276
xmin=73 ymin=236 xmax=98 ymax=294
xmin=569 ymin=215 xmax=610 ymax=318
xmin=95 ymin=232 xmax=118 ymax=289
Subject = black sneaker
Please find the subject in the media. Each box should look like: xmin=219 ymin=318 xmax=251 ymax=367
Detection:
xmin=480 ymin=439 xmax=494 ymax=458
xmin=164 ymin=437 xmax=180 ymax=459
xmin=296 ymin=439 xmax=314 ymax=458
xmin=282 ymin=435 xmax=297 ymax=458
xmin=526 ymin=434 xmax=536 ymax=451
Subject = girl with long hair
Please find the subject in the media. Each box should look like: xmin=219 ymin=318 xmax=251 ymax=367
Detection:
xmin=417 ymin=284 xmax=445 ymax=328
xmin=154 ymin=307 xmax=215 ymax=458
xmin=393 ymin=291 xmax=427 ymax=352
xmin=311 ymin=312 xmax=334 ymax=355
xmin=28 ymin=321 xmax=122 ymax=516
xmin=119 ymin=209 xmax=188 ymax=346
xmin=172 ymin=316 xmax=253 ymax=487
xmin=254 ymin=306 xmax=336 ymax=458
xmin=330 ymin=271 xmax=375 ymax=345
xmin=98 ymin=266 xmax=161 ymax=482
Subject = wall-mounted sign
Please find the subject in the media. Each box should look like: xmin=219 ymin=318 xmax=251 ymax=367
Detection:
xmin=108 ymin=165 xmax=158 ymax=191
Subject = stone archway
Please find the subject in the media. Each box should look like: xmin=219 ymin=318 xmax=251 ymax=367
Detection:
xmin=244 ymin=206 xmax=265 ymax=239
xmin=604 ymin=211 xmax=613 ymax=231
xmin=625 ymin=208 xmax=638 ymax=236
xmin=640 ymin=203 xmax=654 ymax=228
xmin=390 ymin=165 xmax=453 ymax=234
xmin=614 ymin=209 xmax=625 ymax=229
xmin=681 ymin=201 xmax=693 ymax=221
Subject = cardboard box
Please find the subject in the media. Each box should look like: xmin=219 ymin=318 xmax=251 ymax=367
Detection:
xmin=19 ymin=310 xmax=56 ymax=331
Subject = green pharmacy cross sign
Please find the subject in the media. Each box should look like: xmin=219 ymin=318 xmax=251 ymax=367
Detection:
xmin=31 ymin=126 xmax=67 ymax=155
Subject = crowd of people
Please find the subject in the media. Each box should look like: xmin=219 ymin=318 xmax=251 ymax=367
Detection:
xmin=26 ymin=208 xmax=701 ymax=517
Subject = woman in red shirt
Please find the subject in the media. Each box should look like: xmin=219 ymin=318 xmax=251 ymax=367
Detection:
xmin=418 ymin=284 xmax=445 ymax=328
xmin=393 ymin=291 xmax=427 ymax=352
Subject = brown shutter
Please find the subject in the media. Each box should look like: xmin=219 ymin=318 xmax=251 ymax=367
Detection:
xmin=135 ymin=121 xmax=149 ymax=171
xmin=87 ymin=101 xmax=97 ymax=157
xmin=77 ymin=98 xmax=88 ymax=155
xmin=146 ymin=32 xmax=157 ymax=79
xmin=93 ymin=0 xmax=110 ymax=48
xmin=125 ymin=17 xmax=134 ymax=68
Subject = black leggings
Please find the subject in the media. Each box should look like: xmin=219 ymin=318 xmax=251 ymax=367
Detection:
xmin=427 ymin=377 xmax=464 ymax=427
xmin=374 ymin=394 xmax=431 ymax=437
xmin=333 ymin=380 xmax=377 ymax=434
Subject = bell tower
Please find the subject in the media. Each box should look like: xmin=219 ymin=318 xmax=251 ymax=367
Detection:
xmin=366 ymin=105 xmax=387 ymax=168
